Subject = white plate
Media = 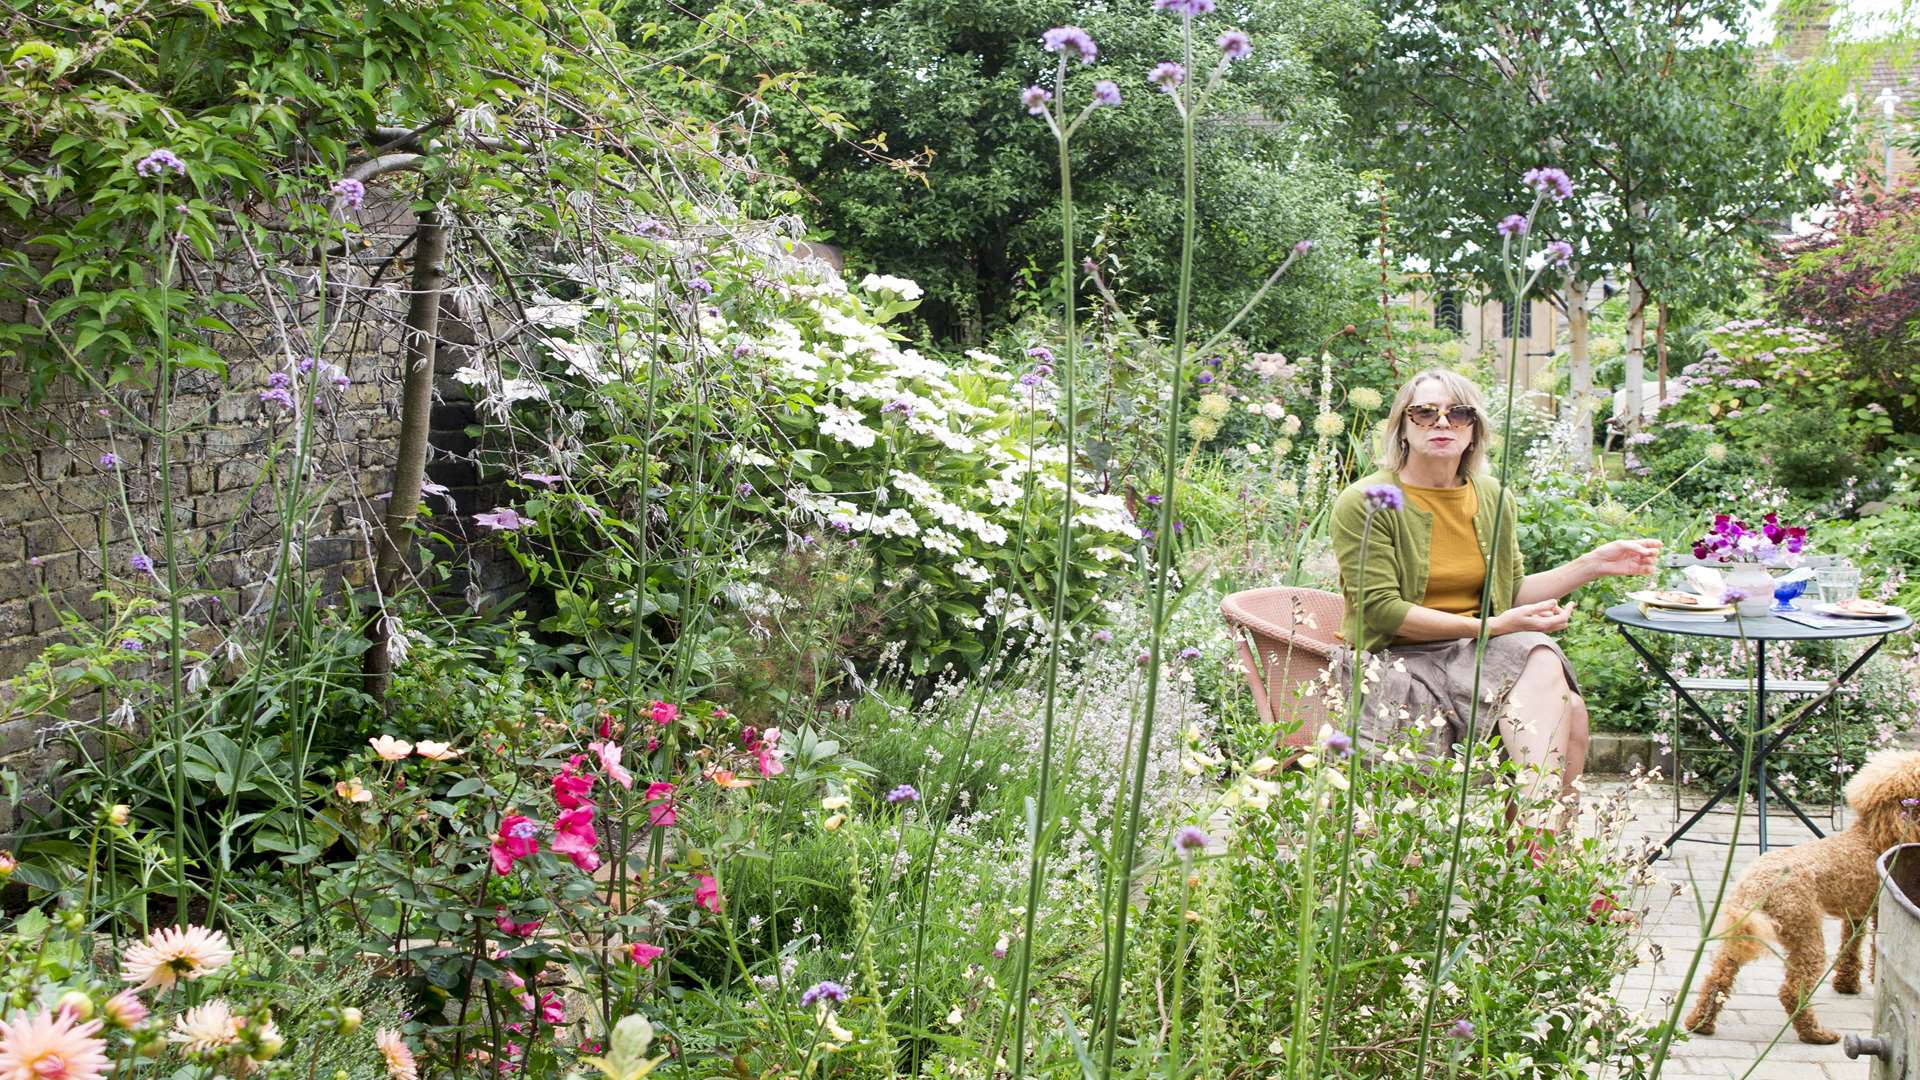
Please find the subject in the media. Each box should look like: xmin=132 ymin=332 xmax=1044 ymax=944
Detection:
xmin=1812 ymin=601 xmax=1906 ymax=619
xmin=1627 ymin=589 xmax=1719 ymax=610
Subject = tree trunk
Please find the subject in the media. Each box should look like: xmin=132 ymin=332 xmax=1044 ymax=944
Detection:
xmin=1655 ymin=300 xmax=1670 ymax=409
xmin=365 ymin=198 xmax=448 ymax=700
xmin=1623 ymin=273 xmax=1647 ymax=439
xmin=1565 ymin=275 xmax=1594 ymax=467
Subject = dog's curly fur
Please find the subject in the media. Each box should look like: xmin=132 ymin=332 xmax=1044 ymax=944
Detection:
xmin=1683 ymin=750 xmax=1920 ymax=1044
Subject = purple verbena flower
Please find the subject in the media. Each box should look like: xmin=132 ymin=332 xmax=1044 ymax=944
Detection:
xmin=1023 ymin=85 xmax=1055 ymax=117
xmin=298 ymin=357 xmax=318 ymax=374
xmin=1026 ymin=346 xmax=1055 ymax=362
xmin=1041 ymin=26 xmax=1098 ymax=64
xmin=1145 ymin=494 xmax=1163 ymax=506
xmin=129 ymin=553 xmax=154 ymax=574
xmin=259 ymin=387 xmax=295 ymax=409
xmin=1135 ymin=650 xmax=1152 ymax=666
xmin=332 ymin=178 xmax=366 ymax=209
xmin=1325 ymin=730 xmax=1354 ymax=758
xmin=1362 ymin=484 xmax=1405 ymax=513
xmin=1293 ymin=239 xmax=1315 ymax=255
xmin=1497 ymin=214 xmax=1528 ymax=238
xmin=800 ymin=981 xmax=849 ymax=1008
xmin=1216 ymin=30 xmax=1251 ymax=60
xmin=1449 ymin=1019 xmax=1474 ymax=1040
xmin=520 ymin=473 xmax=566 ymax=487
xmin=1149 ymin=62 xmax=1186 ymax=92
xmin=1196 ymin=372 xmax=1213 ymax=384
xmin=737 ymin=482 xmax=754 ymax=498
xmin=1093 ymin=81 xmax=1122 ymax=106
xmin=1174 ymin=825 xmax=1210 ymax=852
xmin=1721 ymin=587 xmax=1748 ymax=605
xmin=135 ymin=149 xmax=186 ymax=178
xmin=883 ymin=398 xmax=915 ymax=417
xmin=332 ymin=372 xmax=352 ymax=389
xmin=475 ymin=508 xmax=533 ymax=531
xmin=885 ymin=784 xmax=920 ymax=804
xmin=1543 ymin=240 xmax=1574 ymax=268
xmin=1019 ymin=371 xmax=1044 ymax=387
xmin=120 ymin=638 xmax=143 ymax=652
xmin=1092 ymin=629 xmax=1114 ymax=644
xmin=268 ymin=371 xmax=292 ymax=389
xmin=1522 ymin=167 xmax=1574 ymax=203
xmin=98 ymin=452 xmax=119 ymax=470
xmin=1153 ymin=0 xmax=1216 ymax=14
xmin=688 ymin=277 xmax=714 ymax=297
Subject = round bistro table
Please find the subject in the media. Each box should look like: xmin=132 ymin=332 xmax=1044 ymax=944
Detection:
xmin=1603 ymin=602 xmax=1914 ymax=859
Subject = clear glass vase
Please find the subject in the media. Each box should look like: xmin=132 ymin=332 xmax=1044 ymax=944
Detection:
xmin=1727 ymin=564 xmax=1775 ymax=618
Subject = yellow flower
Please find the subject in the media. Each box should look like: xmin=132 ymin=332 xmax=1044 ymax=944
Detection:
xmin=120 ymin=925 xmax=234 ymax=993
xmin=1312 ymin=412 xmax=1344 ymax=438
xmin=581 ymin=1015 xmax=665 ymax=1080
xmin=823 ymin=813 xmax=846 ymax=832
xmin=1249 ymin=756 xmax=1280 ymax=776
xmin=1348 ymin=386 xmax=1383 ymax=411
xmin=1187 ymin=416 xmax=1220 ymax=443
xmin=821 ymin=794 xmax=850 ymax=811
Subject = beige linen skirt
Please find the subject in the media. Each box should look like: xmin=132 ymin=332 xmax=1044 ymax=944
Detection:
xmin=1333 ymin=631 xmax=1579 ymax=760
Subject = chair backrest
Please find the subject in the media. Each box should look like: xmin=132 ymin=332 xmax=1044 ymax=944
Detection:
xmin=1220 ymin=586 xmax=1345 ymax=745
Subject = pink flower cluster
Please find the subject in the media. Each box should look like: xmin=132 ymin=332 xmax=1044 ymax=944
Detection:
xmin=489 ymin=702 xmax=691 ymax=878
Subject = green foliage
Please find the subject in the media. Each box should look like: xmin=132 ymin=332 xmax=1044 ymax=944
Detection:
xmin=627 ymin=0 xmax=1373 ymax=346
xmin=1330 ymin=0 xmax=1844 ymax=313
xmin=476 ymin=247 xmax=1139 ymax=680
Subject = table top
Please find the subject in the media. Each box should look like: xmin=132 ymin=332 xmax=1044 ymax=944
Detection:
xmin=1604 ymin=602 xmax=1914 ymax=642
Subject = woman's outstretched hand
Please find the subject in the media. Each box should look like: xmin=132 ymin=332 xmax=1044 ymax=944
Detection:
xmin=1493 ymin=599 xmax=1571 ymax=636
xmin=1587 ymin=538 xmax=1662 ymax=578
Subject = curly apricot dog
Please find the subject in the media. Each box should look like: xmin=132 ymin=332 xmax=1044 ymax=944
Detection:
xmin=1683 ymin=749 xmax=1920 ymax=1044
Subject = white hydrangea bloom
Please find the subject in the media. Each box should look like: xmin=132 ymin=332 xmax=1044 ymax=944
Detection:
xmin=859 ymin=273 xmax=925 ymax=300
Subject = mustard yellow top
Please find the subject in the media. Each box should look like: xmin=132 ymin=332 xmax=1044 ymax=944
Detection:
xmin=1400 ymin=481 xmax=1485 ymax=629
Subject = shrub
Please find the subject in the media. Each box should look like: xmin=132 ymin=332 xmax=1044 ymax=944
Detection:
xmin=466 ymin=250 xmax=1140 ymax=679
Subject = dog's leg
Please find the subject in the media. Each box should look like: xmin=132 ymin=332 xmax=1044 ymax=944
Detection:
xmin=1781 ymin=934 xmax=1840 ymax=1044
xmin=1834 ymin=916 xmax=1867 ymax=996
xmin=1684 ymin=943 xmax=1745 ymax=1036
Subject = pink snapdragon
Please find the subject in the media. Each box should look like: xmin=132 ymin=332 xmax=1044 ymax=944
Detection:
xmin=694 ymin=874 xmax=721 ymax=913
xmin=628 ymin=942 xmax=665 ymax=968
xmin=752 ymin=727 xmax=786 ymax=778
xmin=491 ymin=816 xmax=540 ymax=875
xmin=588 ymin=740 xmax=633 ymax=790
xmin=643 ymin=782 xmax=677 ymax=828
xmin=550 ymin=806 xmax=601 ymax=872
xmin=553 ymin=756 xmax=596 ymax=809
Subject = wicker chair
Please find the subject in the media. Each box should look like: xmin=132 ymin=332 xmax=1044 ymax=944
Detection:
xmin=1220 ymin=587 xmax=1346 ymax=749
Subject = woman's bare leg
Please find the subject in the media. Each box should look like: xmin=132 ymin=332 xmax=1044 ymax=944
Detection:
xmin=1496 ymin=647 xmax=1583 ymax=828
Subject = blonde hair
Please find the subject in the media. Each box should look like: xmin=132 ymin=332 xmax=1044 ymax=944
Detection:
xmin=1379 ymin=369 xmax=1491 ymax=480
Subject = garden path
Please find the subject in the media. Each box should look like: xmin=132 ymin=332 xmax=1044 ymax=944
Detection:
xmin=1593 ymin=780 xmax=1875 ymax=1080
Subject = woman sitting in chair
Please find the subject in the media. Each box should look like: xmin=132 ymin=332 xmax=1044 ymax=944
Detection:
xmin=1331 ymin=369 xmax=1661 ymax=818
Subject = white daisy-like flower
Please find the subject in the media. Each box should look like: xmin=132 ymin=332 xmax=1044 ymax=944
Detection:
xmin=168 ymin=1000 xmax=241 ymax=1052
xmin=121 ymin=925 xmax=234 ymax=992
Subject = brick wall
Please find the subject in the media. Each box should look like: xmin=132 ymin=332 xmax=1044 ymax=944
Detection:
xmin=0 ymin=199 xmax=508 ymax=833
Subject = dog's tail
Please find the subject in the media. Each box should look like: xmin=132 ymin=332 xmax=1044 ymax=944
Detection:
xmin=1713 ymin=905 xmax=1778 ymax=964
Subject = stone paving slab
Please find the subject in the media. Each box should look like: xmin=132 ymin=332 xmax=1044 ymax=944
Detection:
xmin=1588 ymin=780 xmax=1874 ymax=1079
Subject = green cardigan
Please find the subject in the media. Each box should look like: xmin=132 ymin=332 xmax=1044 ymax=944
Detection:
xmin=1329 ymin=469 xmax=1526 ymax=654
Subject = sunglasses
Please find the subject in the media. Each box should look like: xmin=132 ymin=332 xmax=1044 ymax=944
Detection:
xmin=1405 ymin=403 xmax=1478 ymax=428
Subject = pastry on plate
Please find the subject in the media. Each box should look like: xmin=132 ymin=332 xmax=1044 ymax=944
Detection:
xmin=1830 ymin=597 xmax=1896 ymax=617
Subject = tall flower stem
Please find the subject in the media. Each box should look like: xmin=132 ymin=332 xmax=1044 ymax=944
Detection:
xmin=1009 ymin=51 xmax=1080 ymax=1076
xmin=1411 ymin=190 xmax=1550 ymax=1075
xmin=1098 ymin=20 xmax=1198 ymax=1079
xmin=1311 ymin=516 xmax=1381 ymax=1077
xmin=1647 ymin=620 xmax=1757 ymax=1077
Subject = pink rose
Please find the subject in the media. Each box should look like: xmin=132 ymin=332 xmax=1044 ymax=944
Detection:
xmin=553 ymin=756 xmax=596 ymax=809
xmin=588 ymin=740 xmax=633 ymax=790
